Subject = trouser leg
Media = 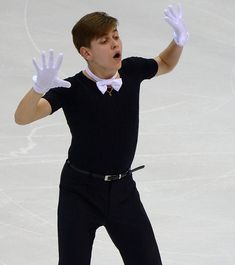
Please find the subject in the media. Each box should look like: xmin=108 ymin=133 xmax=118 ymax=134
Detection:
xmin=105 ymin=175 xmax=163 ymax=265
xmin=57 ymin=163 xmax=102 ymax=265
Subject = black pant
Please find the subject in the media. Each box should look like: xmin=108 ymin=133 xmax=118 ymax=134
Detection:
xmin=58 ymin=162 xmax=163 ymax=265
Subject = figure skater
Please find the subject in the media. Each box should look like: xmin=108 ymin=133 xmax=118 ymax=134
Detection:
xmin=15 ymin=4 xmax=188 ymax=265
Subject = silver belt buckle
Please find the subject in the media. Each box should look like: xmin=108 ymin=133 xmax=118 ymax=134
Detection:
xmin=104 ymin=174 xmax=122 ymax=181
xmin=104 ymin=175 xmax=112 ymax=181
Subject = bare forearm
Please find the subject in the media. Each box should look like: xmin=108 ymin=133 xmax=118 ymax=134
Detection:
xmin=158 ymin=40 xmax=183 ymax=71
xmin=14 ymin=88 xmax=43 ymax=125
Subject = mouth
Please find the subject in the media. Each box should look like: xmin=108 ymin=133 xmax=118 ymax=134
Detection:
xmin=113 ymin=52 xmax=122 ymax=60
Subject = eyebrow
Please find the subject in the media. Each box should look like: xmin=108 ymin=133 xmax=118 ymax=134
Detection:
xmin=100 ymin=28 xmax=118 ymax=38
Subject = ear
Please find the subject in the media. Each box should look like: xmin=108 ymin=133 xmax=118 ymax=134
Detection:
xmin=80 ymin=47 xmax=92 ymax=60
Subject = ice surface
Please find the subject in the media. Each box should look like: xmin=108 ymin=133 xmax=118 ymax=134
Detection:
xmin=1 ymin=1 xmax=235 ymax=264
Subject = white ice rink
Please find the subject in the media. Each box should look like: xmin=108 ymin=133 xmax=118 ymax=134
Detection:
xmin=1 ymin=0 xmax=235 ymax=264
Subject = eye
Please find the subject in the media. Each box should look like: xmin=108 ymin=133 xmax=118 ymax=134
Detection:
xmin=100 ymin=38 xmax=108 ymax=44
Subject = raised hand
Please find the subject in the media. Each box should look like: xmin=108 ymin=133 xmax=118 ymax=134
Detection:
xmin=32 ymin=49 xmax=71 ymax=94
xmin=164 ymin=4 xmax=189 ymax=47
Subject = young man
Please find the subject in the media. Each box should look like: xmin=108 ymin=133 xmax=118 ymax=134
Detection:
xmin=15 ymin=4 xmax=188 ymax=265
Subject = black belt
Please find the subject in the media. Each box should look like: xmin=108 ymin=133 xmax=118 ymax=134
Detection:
xmin=66 ymin=160 xmax=145 ymax=181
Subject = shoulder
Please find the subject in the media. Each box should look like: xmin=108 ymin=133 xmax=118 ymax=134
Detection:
xmin=65 ymin=72 xmax=83 ymax=86
xmin=121 ymin=56 xmax=158 ymax=79
xmin=121 ymin=56 xmax=146 ymax=67
xmin=54 ymin=72 xmax=86 ymax=95
xmin=122 ymin=56 xmax=157 ymax=65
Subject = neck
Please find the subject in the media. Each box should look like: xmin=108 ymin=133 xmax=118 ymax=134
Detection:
xmin=85 ymin=66 xmax=118 ymax=82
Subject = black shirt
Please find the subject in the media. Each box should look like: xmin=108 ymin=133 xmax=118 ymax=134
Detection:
xmin=43 ymin=57 xmax=158 ymax=174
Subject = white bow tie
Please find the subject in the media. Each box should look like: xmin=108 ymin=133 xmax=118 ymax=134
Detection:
xmin=85 ymin=67 xmax=122 ymax=95
xmin=96 ymin=78 xmax=122 ymax=94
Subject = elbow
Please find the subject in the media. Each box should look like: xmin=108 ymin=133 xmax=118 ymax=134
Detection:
xmin=14 ymin=113 xmax=30 ymax=125
xmin=155 ymin=56 xmax=176 ymax=76
xmin=166 ymin=64 xmax=175 ymax=73
xmin=14 ymin=117 xmax=26 ymax=126
xmin=162 ymin=58 xmax=176 ymax=73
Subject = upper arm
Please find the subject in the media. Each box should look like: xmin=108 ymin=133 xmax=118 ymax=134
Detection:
xmin=14 ymin=89 xmax=53 ymax=125
xmin=33 ymin=98 xmax=52 ymax=122
xmin=154 ymin=56 xmax=172 ymax=76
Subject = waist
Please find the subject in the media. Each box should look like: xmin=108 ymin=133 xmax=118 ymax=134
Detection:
xmin=66 ymin=159 xmax=144 ymax=182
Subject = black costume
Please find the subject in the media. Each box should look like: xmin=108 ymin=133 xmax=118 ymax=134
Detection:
xmin=43 ymin=57 xmax=163 ymax=265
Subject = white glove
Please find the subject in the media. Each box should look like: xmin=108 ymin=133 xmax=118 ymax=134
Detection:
xmin=164 ymin=4 xmax=189 ymax=47
xmin=32 ymin=49 xmax=71 ymax=94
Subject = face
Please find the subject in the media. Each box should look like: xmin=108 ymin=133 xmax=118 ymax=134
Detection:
xmin=81 ymin=28 xmax=122 ymax=78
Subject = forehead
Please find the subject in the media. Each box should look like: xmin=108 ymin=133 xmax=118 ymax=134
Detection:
xmin=96 ymin=27 xmax=118 ymax=39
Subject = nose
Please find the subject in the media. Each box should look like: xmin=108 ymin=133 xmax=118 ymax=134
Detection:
xmin=111 ymin=38 xmax=119 ymax=49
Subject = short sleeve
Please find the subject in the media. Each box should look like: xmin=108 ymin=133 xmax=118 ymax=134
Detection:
xmin=42 ymin=87 xmax=65 ymax=114
xmin=122 ymin=57 xmax=158 ymax=81
xmin=42 ymin=77 xmax=73 ymax=114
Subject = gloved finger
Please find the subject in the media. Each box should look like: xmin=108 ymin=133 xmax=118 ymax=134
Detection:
xmin=32 ymin=58 xmax=41 ymax=73
xmin=58 ymin=79 xmax=71 ymax=88
xmin=164 ymin=8 xmax=175 ymax=20
xmin=164 ymin=16 xmax=177 ymax=29
xmin=41 ymin=50 xmax=47 ymax=69
xmin=54 ymin=53 xmax=63 ymax=71
xmin=176 ymin=3 xmax=183 ymax=19
xmin=168 ymin=5 xmax=178 ymax=19
xmin=174 ymin=3 xmax=183 ymax=19
xmin=48 ymin=49 xmax=54 ymax=68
